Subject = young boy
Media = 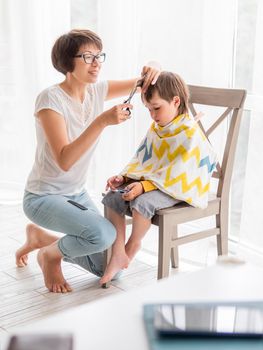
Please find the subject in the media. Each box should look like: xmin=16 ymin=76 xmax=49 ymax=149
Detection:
xmin=100 ymin=71 xmax=217 ymax=285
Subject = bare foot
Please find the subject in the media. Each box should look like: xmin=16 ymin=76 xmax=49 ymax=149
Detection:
xmin=15 ymin=223 xmax=58 ymax=267
xmin=100 ymin=252 xmax=130 ymax=285
xmin=37 ymin=245 xmax=72 ymax=293
xmin=125 ymin=241 xmax=141 ymax=261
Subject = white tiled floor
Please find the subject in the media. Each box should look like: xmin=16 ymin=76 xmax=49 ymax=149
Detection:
xmin=0 ymin=202 xmax=218 ymax=341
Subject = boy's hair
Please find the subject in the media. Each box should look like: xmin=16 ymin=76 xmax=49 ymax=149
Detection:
xmin=51 ymin=29 xmax=103 ymax=75
xmin=143 ymin=71 xmax=189 ymax=115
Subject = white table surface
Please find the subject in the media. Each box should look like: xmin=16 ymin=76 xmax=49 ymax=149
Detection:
xmin=4 ymin=262 xmax=263 ymax=350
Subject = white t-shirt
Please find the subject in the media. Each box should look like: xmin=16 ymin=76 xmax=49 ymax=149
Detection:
xmin=25 ymin=81 xmax=108 ymax=195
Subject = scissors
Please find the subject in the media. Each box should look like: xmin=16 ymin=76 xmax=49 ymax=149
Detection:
xmin=123 ymin=75 xmax=146 ymax=116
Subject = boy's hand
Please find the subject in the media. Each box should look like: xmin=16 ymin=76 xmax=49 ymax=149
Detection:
xmin=122 ymin=182 xmax=143 ymax=201
xmin=106 ymin=175 xmax=125 ymax=191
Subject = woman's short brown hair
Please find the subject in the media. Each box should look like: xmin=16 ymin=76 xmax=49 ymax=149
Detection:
xmin=143 ymin=71 xmax=189 ymax=115
xmin=51 ymin=29 xmax=103 ymax=75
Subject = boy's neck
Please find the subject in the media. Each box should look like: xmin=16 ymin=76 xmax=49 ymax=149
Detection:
xmin=157 ymin=113 xmax=185 ymax=127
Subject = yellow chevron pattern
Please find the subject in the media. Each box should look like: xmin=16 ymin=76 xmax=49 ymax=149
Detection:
xmin=126 ymin=162 xmax=153 ymax=174
xmin=164 ymin=167 xmax=210 ymax=195
xmin=185 ymin=197 xmax=193 ymax=204
xmin=153 ymin=142 xmax=201 ymax=164
xmin=152 ymin=123 xmax=197 ymax=139
xmin=121 ymin=113 xmax=217 ymax=209
xmin=126 ymin=162 xmax=139 ymax=173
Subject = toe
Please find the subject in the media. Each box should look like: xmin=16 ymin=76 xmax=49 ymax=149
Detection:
xmin=53 ymin=285 xmax=60 ymax=293
xmin=64 ymin=282 xmax=72 ymax=292
xmin=21 ymin=256 xmax=28 ymax=266
xmin=100 ymin=275 xmax=109 ymax=285
xmin=16 ymin=259 xmax=25 ymax=267
xmin=56 ymin=285 xmax=62 ymax=293
xmin=47 ymin=284 xmax=54 ymax=292
xmin=61 ymin=286 xmax=67 ymax=293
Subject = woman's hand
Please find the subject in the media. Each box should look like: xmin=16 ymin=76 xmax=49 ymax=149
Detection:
xmin=122 ymin=182 xmax=143 ymax=201
xmin=99 ymin=103 xmax=133 ymax=127
xmin=106 ymin=175 xmax=125 ymax=191
xmin=140 ymin=61 xmax=162 ymax=93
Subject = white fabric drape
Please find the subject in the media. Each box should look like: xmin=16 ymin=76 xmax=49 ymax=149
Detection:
xmin=85 ymin=0 xmax=142 ymax=195
xmin=0 ymin=0 xmax=70 ymax=203
xmin=239 ymin=1 xmax=263 ymax=250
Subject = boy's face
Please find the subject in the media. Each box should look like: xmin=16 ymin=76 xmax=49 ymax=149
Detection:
xmin=144 ymin=92 xmax=180 ymax=127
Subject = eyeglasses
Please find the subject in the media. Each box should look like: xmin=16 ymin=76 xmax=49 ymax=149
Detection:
xmin=74 ymin=52 xmax=106 ymax=64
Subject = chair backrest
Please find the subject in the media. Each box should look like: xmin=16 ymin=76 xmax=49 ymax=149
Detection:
xmin=187 ymin=85 xmax=246 ymax=201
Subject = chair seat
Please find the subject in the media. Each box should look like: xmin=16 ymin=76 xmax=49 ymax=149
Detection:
xmin=154 ymin=193 xmax=220 ymax=225
xmin=123 ymin=193 xmax=220 ymax=226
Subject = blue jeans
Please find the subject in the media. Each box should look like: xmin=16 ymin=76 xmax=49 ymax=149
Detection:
xmin=23 ymin=190 xmax=116 ymax=277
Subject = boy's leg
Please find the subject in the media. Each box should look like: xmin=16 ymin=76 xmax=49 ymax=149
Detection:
xmin=125 ymin=209 xmax=151 ymax=261
xmin=100 ymin=207 xmax=128 ymax=285
xmin=126 ymin=190 xmax=179 ymax=261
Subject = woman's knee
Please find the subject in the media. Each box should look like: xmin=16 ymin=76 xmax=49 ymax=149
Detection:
xmin=90 ymin=217 xmax=116 ymax=251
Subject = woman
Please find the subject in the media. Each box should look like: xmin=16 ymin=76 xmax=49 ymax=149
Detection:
xmin=15 ymin=29 xmax=160 ymax=293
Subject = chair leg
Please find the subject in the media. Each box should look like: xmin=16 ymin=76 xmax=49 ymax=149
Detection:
xmin=102 ymin=205 xmax=112 ymax=289
xmin=158 ymin=215 xmax=173 ymax=279
xmin=101 ymin=247 xmax=112 ymax=289
xmin=170 ymin=225 xmax=179 ymax=268
xmin=216 ymin=209 xmax=228 ymax=255
xmin=104 ymin=246 xmax=112 ymax=266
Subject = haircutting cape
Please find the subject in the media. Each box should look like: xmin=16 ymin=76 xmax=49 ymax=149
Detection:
xmin=120 ymin=114 xmax=217 ymax=209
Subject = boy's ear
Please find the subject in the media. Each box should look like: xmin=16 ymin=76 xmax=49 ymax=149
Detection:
xmin=173 ymin=95 xmax=180 ymax=107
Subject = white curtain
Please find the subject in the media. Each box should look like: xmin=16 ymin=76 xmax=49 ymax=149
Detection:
xmin=85 ymin=0 xmax=143 ymax=195
xmin=239 ymin=0 xmax=263 ymax=251
xmin=0 ymin=0 xmax=70 ymax=203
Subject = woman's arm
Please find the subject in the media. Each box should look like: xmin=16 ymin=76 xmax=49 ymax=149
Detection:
xmin=106 ymin=79 xmax=138 ymax=101
xmin=38 ymin=103 xmax=132 ymax=172
xmin=106 ymin=63 xmax=161 ymax=101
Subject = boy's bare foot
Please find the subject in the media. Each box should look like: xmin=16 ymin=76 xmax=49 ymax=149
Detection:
xmin=37 ymin=245 xmax=72 ymax=293
xmin=125 ymin=241 xmax=141 ymax=261
xmin=15 ymin=223 xmax=58 ymax=267
xmin=100 ymin=252 xmax=130 ymax=285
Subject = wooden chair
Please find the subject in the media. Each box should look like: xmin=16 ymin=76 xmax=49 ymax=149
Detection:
xmin=103 ymin=85 xmax=246 ymax=283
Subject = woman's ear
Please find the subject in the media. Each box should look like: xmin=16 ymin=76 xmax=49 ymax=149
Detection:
xmin=173 ymin=95 xmax=180 ymax=107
